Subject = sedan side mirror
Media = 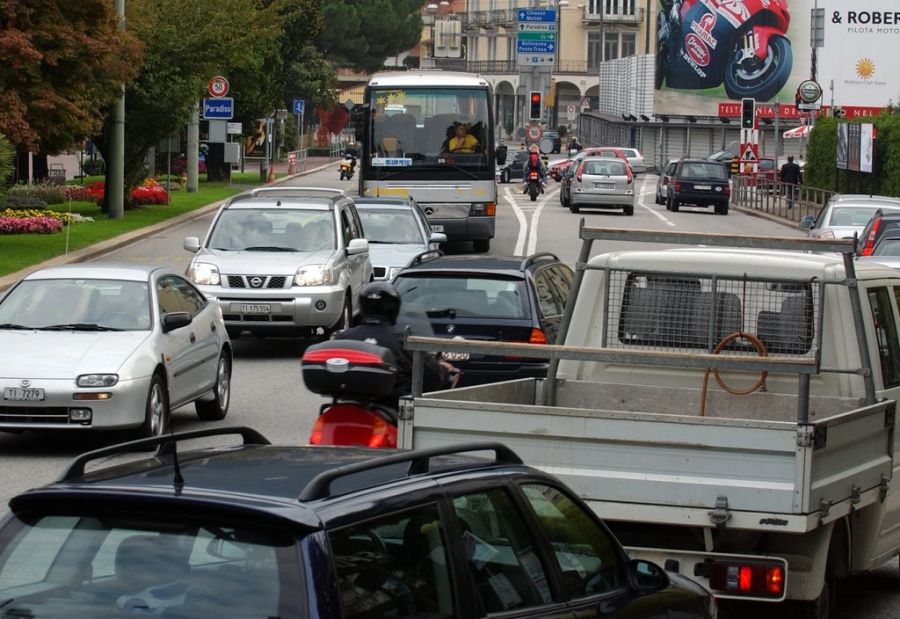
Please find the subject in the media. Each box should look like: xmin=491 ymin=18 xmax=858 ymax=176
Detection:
xmin=347 ymin=238 xmax=369 ymax=255
xmin=799 ymin=215 xmax=816 ymax=230
xmin=429 ymin=232 xmax=447 ymax=244
xmin=162 ymin=312 xmax=192 ymax=333
xmin=496 ymin=144 xmax=508 ymax=166
xmin=183 ymin=236 xmax=201 ymax=253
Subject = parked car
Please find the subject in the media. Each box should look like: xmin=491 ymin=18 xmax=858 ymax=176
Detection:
xmin=569 ymin=156 xmax=635 ymax=215
xmin=183 ymin=187 xmax=372 ymax=339
xmin=0 ymin=429 xmax=712 ymax=618
xmin=802 ymin=194 xmax=900 ymax=240
xmin=543 ymin=129 xmax=562 ymax=153
xmin=855 ymin=202 xmax=900 ymax=255
xmin=393 ymin=252 xmax=574 ymax=386
xmin=0 ymin=264 xmax=232 ymax=437
xmin=497 ymin=150 xmax=525 ymax=183
xmin=655 ymin=159 xmax=679 ymax=204
xmin=665 ymin=159 xmax=731 ymax=215
xmin=353 ymin=197 xmax=447 ymax=281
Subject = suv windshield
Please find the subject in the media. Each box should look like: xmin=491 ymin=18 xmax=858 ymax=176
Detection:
xmin=395 ymin=275 xmax=529 ymax=319
xmin=357 ymin=208 xmax=423 ymax=244
xmin=208 ymin=208 xmax=335 ymax=252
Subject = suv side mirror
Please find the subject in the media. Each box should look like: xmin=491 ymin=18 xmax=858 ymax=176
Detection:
xmin=183 ymin=236 xmax=201 ymax=253
xmin=347 ymin=238 xmax=369 ymax=255
xmin=799 ymin=215 xmax=816 ymax=230
xmin=496 ymin=144 xmax=508 ymax=166
xmin=429 ymin=232 xmax=447 ymax=244
xmin=162 ymin=312 xmax=192 ymax=333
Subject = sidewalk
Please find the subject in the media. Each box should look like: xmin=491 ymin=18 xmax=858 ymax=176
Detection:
xmin=0 ymin=157 xmax=337 ymax=291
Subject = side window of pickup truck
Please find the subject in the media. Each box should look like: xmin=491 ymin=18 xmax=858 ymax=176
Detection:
xmin=868 ymin=288 xmax=900 ymax=388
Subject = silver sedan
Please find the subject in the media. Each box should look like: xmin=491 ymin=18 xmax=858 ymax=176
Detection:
xmin=0 ymin=264 xmax=232 ymax=438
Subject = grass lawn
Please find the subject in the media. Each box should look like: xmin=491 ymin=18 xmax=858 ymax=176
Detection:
xmin=0 ymin=181 xmax=257 ymax=278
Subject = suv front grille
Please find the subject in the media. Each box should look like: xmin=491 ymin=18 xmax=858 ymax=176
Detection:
xmin=227 ymin=275 xmax=288 ymax=289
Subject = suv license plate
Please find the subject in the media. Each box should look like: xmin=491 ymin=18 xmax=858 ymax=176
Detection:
xmin=430 ymin=225 xmax=444 ymax=232
xmin=241 ymin=304 xmax=271 ymax=314
xmin=442 ymin=351 xmax=469 ymax=362
xmin=4 ymin=387 xmax=45 ymax=401
xmin=594 ymin=182 xmax=615 ymax=190
xmin=694 ymin=184 xmax=712 ymax=190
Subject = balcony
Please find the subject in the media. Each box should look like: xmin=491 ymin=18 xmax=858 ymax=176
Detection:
xmin=460 ymin=9 xmax=517 ymax=30
xmin=432 ymin=58 xmax=595 ymax=75
xmin=583 ymin=6 xmax=644 ymax=24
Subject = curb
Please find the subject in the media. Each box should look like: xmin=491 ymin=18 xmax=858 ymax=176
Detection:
xmin=0 ymin=160 xmax=337 ymax=292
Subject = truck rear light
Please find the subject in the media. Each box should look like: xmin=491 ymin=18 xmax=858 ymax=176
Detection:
xmin=862 ymin=219 xmax=881 ymax=256
xmin=708 ymin=561 xmax=785 ymax=599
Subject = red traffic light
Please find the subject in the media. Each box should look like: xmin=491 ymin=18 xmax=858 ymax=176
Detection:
xmin=531 ymin=93 xmax=540 ymax=103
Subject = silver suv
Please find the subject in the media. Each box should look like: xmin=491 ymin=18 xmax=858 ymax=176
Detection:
xmin=183 ymin=188 xmax=372 ymax=338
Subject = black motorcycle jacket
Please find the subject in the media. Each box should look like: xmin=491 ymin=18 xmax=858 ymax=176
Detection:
xmin=333 ymin=315 xmax=450 ymax=408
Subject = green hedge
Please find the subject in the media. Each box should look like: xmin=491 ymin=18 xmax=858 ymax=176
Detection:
xmin=807 ymin=112 xmax=900 ymax=197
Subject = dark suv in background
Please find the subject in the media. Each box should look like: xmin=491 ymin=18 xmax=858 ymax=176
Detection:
xmin=0 ymin=428 xmax=713 ymax=619
xmin=666 ymin=159 xmax=731 ymax=215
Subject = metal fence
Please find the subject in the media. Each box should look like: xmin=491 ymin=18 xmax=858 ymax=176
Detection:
xmin=730 ymin=176 xmax=836 ymax=226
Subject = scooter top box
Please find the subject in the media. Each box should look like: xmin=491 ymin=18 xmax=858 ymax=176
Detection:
xmin=301 ymin=340 xmax=397 ymax=399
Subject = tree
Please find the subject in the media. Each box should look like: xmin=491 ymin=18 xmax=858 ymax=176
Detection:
xmin=0 ymin=1 xmax=141 ymax=178
xmin=317 ymin=0 xmax=425 ymax=73
xmin=0 ymin=133 xmax=14 ymax=193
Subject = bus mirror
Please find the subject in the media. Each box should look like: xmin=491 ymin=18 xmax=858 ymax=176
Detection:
xmin=351 ymin=104 xmax=369 ymax=142
xmin=496 ymin=144 xmax=508 ymax=166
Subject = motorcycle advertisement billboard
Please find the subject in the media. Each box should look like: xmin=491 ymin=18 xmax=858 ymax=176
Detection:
xmin=654 ymin=0 xmax=811 ymax=116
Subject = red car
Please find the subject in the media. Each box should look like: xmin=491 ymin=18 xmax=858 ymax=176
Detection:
xmin=548 ymin=147 xmax=631 ymax=181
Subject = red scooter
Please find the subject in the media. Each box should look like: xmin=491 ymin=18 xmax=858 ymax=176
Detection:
xmin=656 ymin=0 xmax=792 ymax=102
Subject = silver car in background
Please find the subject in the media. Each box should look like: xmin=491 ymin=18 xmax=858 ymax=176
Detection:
xmin=619 ymin=147 xmax=646 ymax=173
xmin=569 ymin=156 xmax=635 ymax=215
xmin=0 ymin=264 xmax=232 ymax=438
xmin=802 ymin=194 xmax=900 ymax=240
xmin=184 ymin=188 xmax=372 ymax=338
xmin=353 ymin=197 xmax=447 ymax=281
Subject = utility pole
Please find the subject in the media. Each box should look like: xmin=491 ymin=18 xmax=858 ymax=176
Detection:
xmin=109 ymin=0 xmax=126 ymax=219
xmin=187 ymin=103 xmax=199 ymax=192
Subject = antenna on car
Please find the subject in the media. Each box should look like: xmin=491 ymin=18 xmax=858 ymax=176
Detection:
xmin=167 ymin=423 xmax=184 ymax=494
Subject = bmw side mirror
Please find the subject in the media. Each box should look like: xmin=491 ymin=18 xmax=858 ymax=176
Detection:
xmin=183 ymin=236 xmax=201 ymax=253
xmin=162 ymin=312 xmax=192 ymax=333
xmin=347 ymin=238 xmax=369 ymax=255
xmin=799 ymin=215 xmax=816 ymax=230
xmin=496 ymin=144 xmax=508 ymax=166
xmin=429 ymin=232 xmax=447 ymax=244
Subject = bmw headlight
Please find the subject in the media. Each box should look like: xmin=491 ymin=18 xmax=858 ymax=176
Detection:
xmin=294 ymin=265 xmax=333 ymax=287
xmin=76 ymin=374 xmax=119 ymax=388
xmin=187 ymin=262 xmax=220 ymax=286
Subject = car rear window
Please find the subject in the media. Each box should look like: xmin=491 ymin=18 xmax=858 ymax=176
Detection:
xmin=873 ymin=237 xmax=900 ymax=257
xmin=395 ymin=274 xmax=529 ymax=319
xmin=583 ymin=160 xmax=627 ymax=176
xmin=680 ymin=162 xmax=727 ymax=180
xmin=620 ymin=149 xmax=640 ymax=158
xmin=828 ymin=205 xmax=893 ymax=227
xmin=357 ymin=208 xmax=422 ymax=244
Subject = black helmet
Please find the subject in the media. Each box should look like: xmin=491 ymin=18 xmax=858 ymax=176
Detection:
xmin=359 ymin=282 xmax=401 ymax=324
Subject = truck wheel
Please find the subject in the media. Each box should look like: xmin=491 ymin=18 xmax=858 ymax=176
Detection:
xmin=473 ymin=239 xmax=490 ymax=253
xmin=786 ymin=570 xmax=835 ymax=619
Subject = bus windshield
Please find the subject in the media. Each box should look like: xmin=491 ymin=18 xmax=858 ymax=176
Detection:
xmin=366 ymin=87 xmax=492 ymax=178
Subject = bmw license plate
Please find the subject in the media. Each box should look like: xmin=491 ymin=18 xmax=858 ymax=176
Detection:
xmin=694 ymin=184 xmax=712 ymax=190
xmin=442 ymin=351 xmax=469 ymax=362
xmin=4 ymin=387 xmax=45 ymax=401
xmin=241 ymin=304 xmax=271 ymax=314
xmin=430 ymin=225 xmax=444 ymax=232
xmin=594 ymin=182 xmax=615 ymax=190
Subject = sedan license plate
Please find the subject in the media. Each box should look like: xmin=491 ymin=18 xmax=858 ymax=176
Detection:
xmin=442 ymin=351 xmax=470 ymax=362
xmin=241 ymin=304 xmax=271 ymax=314
xmin=594 ymin=182 xmax=615 ymax=190
xmin=4 ymin=387 xmax=45 ymax=401
xmin=430 ymin=225 xmax=444 ymax=232
xmin=694 ymin=184 xmax=712 ymax=190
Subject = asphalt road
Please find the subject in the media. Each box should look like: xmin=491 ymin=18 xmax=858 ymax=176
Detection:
xmin=0 ymin=164 xmax=896 ymax=617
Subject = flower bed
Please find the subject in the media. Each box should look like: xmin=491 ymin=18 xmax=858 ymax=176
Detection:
xmin=0 ymin=216 xmax=64 ymax=234
xmin=0 ymin=209 xmax=95 ymax=225
xmin=64 ymin=179 xmax=168 ymax=206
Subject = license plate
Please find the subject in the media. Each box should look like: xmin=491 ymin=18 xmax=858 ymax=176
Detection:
xmin=442 ymin=351 xmax=470 ymax=362
xmin=694 ymin=184 xmax=712 ymax=190
xmin=594 ymin=182 xmax=615 ymax=190
xmin=241 ymin=304 xmax=271 ymax=314
xmin=430 ymin=225 xmax=444 ymax=232
xmin=4 ymin=387 xmax=45 ymax=401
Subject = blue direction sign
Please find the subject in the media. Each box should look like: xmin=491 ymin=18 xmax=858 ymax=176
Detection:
xmin=517 ymin=41 xmax=556 ymax=53
xmin=293 ymin=99 xmax=305 ymax=115
xmin=202 ymin=97 xmax=234 ymax=120
xmin=517 ymin=8 xmax=556 ymax=22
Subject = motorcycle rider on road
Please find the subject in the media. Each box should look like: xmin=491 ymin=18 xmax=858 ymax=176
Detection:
xmin=333 ymin=282 xmax=455 ymax=409
xmin=343 ymin=141 xmax=359 ymax=172
xmin=522 ymin=144 xmax=547 ymax=194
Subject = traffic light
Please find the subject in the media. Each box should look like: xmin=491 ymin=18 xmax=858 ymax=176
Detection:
xmin=529 ymin=91 xmax=542 ymax=121
xmin=741 ymin=98 xmax=756 ymax=129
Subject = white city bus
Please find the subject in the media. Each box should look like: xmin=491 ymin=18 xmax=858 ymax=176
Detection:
xmin=356 ymin=71 xmax=504 ymax=252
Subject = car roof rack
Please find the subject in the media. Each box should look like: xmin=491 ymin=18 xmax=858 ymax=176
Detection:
xmin=57 ymin=427 xmax=271 ymax=482
xmin=250 ymin=187 xmax=346 ymax=198
xmin=520 ymin=252 xmax=559 ymax=271
xmin=407 ymin=249 xmax=444 ymax=268
xmin=298 ymin=442 xmax=522 ymax=501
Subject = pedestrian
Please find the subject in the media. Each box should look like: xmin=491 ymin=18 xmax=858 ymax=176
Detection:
xmin=780 ymin=156 xmax=803 ymax=209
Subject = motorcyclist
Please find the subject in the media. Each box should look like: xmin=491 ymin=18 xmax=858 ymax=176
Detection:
xmin=522 ymin=143 xmax=547 ymax=194
xmin=343 ymin=141 xmax=359 ymax=172
xmin=333 ymin=282 xmax=455 ymax=409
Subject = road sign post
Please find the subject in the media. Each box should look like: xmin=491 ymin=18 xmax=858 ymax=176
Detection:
xmin=293 ymin=100 xmax=305 ymax=155
xmin=202 ymin=97 xmax=234 ymax=120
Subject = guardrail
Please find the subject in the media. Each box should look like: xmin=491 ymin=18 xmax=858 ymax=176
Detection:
xmin=730 ymin=175 xmax=836 ymax=225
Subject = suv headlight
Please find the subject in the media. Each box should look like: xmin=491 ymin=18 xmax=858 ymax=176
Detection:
xmin=188 ymin=262 xmax=220 ymax=286
xmin=77 ymin=374 xmax=119 ymax=387
xmin=294 ymin=265 xmax=333 ymax=287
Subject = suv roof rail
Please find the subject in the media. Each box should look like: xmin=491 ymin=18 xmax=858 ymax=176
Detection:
xmin=520 ymin=252 xmax=559 ymax=270
xmin=250 ymin=187 xmax=346 ymax=197
xmin=298 ymin=442 xmax=522 ymax=501
xmin=58 ymin=427 xmax=271 ymax=482
xmin=407 ymin=249 xmax=444 ymax=268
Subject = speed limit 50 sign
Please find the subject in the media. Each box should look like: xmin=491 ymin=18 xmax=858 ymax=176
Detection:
xmin=208 ymin=75 xmax=230 ymax=98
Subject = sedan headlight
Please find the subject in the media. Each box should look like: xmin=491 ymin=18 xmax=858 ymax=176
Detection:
xmin=294 ymin=265 xmax=333 ymax=287
xmin=187 ymin=262 xmax=220 ymax=286
xmin=77 ymin=374 xmax=119 ymax=388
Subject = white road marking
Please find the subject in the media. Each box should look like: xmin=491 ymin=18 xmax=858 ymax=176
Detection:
xmin=504 ymin=185 xmax=559 ymax=256
xmin=503 ymin=187 xmax=529 ymax=256
xmin=636 ymin=176 xmax=676 ymax=227
xmin=527 ymin=188 xmax=558 ymax=255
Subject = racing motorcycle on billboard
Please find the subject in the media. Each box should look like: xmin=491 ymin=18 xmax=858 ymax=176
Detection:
xmin=656 ymin=0 xmax=793 ymax=101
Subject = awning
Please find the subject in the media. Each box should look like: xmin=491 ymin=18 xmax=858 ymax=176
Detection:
xmin=783 ymin=125 xmax=811 ymax=139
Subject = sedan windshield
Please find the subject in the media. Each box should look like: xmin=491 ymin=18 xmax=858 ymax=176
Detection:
xmin=0 ymin=279 xmax=151 ymax=330
xmin=357 ymin=208 xmax=424 ymax=244
xmin=395 ymin=275 xmax=529 ymax=319
xmin=208 ymin=209 xmax=335 ymax=252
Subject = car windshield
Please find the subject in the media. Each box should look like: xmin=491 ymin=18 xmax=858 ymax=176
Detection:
xmin=681 ymin=162 xmax=727 ymax=180
xmin=208 ymin=208 xmax=334 ymax=252
xmin=0 ymin=512 xmax=300 ymax=618
xmin=358 ymin=208 xmax=423 ymax=244
xmin=0 ymin=278 xmax=151 ymax=330
xmin=583 ymin=160 xmax=627 ymax=176
xmin=395 ymin=275 xmax=529 ymax=319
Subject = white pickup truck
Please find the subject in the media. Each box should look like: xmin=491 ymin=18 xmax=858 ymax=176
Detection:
xmin=399 ymin=225 xmax=900 ymax=618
